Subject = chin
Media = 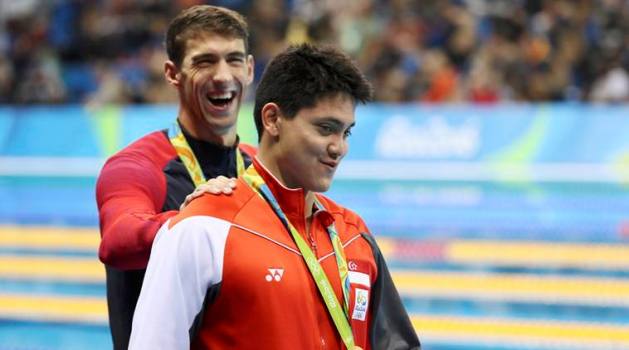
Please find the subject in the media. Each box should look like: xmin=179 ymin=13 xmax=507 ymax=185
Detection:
xmin=311 ymin=182 xmax=332 ymax=193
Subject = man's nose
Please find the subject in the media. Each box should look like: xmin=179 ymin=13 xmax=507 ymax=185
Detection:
xmin=213 ymin=60 xmax=232 ymax=84
xmin=328 ymin=136 xmax=347 ymax=160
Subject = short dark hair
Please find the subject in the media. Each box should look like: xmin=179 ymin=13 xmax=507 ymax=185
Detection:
xmin=166 ymin=5 xmax=249 ymax=67
xmin=254 ymin=43 xmax=373 ymax=140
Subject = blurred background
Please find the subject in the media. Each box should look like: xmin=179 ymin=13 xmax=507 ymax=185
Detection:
xmin=1 ymin=0 xmax=628 ymax=349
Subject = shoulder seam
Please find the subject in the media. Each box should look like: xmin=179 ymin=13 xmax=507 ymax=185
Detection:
xmin=231 ymin=223 xmax=302 ymax=256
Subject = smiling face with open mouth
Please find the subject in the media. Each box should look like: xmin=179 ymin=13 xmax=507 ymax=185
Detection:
xmin=172 ymin=32 xmax=253 ymax=144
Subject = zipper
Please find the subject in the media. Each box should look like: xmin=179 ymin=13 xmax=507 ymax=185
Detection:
xmin=309 ymin=232 xmax=318 ymax=256
xmin=307 ymin=214 xmax=318 ymax=256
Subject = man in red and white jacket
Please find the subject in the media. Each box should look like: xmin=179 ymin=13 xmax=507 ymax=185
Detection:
xmin=130 ymin=43 xmax=420 ymax=350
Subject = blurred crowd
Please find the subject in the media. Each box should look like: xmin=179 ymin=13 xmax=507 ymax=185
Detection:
xmin=1 ymin=0 xmax=628 ymax=105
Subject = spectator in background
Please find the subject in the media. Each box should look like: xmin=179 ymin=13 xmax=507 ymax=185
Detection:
xmin=590 ymin=62 xmax=629 ymax=102
xmin=95 ymin=5 xmax=256 ymax=350
xmin=0 ymin=56 xmax=12 ymax=103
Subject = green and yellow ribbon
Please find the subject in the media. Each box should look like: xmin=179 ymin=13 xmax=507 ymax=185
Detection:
xmin=168 ymin=121 xmax=245 ymax=187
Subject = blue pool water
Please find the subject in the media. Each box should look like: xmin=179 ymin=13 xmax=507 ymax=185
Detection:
xmin=1 ymin=175 xmax=628 ymax=349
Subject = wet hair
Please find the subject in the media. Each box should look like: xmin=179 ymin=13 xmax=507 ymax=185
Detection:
xmin=166 ymin=5 xmax=249 ymax=67
xmin=254 ymin=43 xmax=373 ymax=140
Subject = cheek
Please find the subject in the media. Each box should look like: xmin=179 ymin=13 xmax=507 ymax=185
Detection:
xmin=189 ymin=70 xmax=209 ymax=85
xmin=284 ymin=137 xmax=312 ymax=163
xmin=232 ymin=68 xmax=250 ymax=84
xmin=302 ymin=136 xmax=324 ymax=155
xmin=341 ymin=140 xmax=349 ymax=156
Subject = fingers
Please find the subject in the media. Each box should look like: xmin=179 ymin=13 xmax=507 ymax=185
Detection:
xmin=180 ymin=191 xmax=201 ymax=210
xmin=211 ymin=176 xmax=237 ymax=194
xmin=195 ymin=176 xmax=237 ymax=195
xmin=179 ymin=177 xmax=238 ymax=211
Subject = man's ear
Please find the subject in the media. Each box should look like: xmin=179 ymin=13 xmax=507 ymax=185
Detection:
xmin=164 ymin=60 xmax=181 ymax=87
xmin=245 ymin=54 xmax=254 ymax=85
xmin=261 ymin=103 xmax=281 ymax=137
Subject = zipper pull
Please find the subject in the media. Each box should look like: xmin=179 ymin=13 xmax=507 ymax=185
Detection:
xmin=306 ymin=215 xmax=317 ymax=256
xmin=309 ymin=234 xmax=318 ymax=256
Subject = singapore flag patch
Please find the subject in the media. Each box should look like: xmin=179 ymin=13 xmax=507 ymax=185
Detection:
xmin=351 ymin=288 xmax=369 ymax=321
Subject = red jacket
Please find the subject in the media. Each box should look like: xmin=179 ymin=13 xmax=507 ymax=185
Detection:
xmin=130 ymin=157 xmax=419 ymax=350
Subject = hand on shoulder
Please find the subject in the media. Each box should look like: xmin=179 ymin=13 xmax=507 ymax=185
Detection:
xmin=179 ymin=176 xmax=237 ymax=210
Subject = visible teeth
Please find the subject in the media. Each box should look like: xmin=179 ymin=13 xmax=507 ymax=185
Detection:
xmin=209 ymin=92 xmax=233 ymax=99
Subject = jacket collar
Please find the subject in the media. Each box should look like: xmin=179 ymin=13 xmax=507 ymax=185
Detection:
xmin=252 ymin=156 xmax=333 ymax=231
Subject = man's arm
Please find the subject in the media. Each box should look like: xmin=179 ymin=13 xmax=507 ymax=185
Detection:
xmin=96 ymin=154 xmax=176 ymax=270
xmin=362 ymin=233 xmax=421 ymax=350
xmin=129 ymin=215 xmax=230 ymax=349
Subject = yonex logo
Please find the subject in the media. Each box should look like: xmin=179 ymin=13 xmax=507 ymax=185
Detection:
xmin=348 ymin=261 xmax=358 ymax=271
xmin=265 ymin=268 xmax=284 ymax=282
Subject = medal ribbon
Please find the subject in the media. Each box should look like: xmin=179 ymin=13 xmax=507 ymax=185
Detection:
xmin=168 ymin=121 xmax=245 ymax=187
xmin=242 ymin=165 xmax=355 ymax=349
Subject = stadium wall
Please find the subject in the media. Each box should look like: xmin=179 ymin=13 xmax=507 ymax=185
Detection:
xmin=0 ymin=104 xmax=627 ymax=241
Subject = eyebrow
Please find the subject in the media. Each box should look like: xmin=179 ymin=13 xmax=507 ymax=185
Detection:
xmin=317 ymin=117 xmax=355 ymax=129
xmin=226 ymin=51 xmax=246 ymax=59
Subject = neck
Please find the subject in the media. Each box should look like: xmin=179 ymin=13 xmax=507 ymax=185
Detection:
xmin=177 ymin=111 xmax=236 ymax=147
xmin=256 ymin=153 xmax=315 ymax=219
xmin=304 ymin=192 xmax=315 ymax=219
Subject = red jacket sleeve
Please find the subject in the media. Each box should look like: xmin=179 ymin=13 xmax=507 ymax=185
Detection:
xmin=96 ymin=135 xmax=176 ymax=270
xmin=238 ymin=143 xmax=257 ymax=158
